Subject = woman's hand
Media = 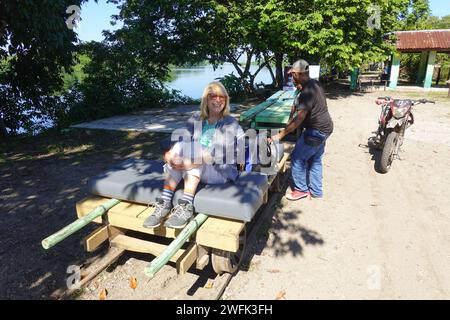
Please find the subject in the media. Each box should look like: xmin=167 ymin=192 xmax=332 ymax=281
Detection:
xmin=164 ymin=150 xmax=184 ymax=169
xmin=163 ymin=150 xmax=172 ymax=164
xmin=170 ymin=154 xmax=185 ymax=170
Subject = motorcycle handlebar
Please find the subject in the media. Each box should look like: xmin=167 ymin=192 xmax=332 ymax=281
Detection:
xmin=414 ymin=99 xmax=435 ymax=105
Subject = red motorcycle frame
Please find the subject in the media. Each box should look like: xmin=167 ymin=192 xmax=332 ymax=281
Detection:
xmin=368 ymin=96 xmax=434 ymax=173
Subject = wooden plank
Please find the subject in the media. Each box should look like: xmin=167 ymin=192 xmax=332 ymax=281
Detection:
xmin=110 ymin=234 xmax=186 ymax=263
xmin=84 ymin=225 xmax=109 ymax=252
xmin=107 ymin=211 xmax=182 ymax=238
xmin=58 ymin=247 xmax=125 ymax=300
xmin=239 ymin=100 xmax=276 ymax=122
xmin=84 ymin=225 xmax=123 ymax=252
xmin=255 ymin=99 xmax=293 ymax=124
xmin=77 ymin=196 xmax=152 ymax=219
xmin=196 ymin=245 xmax=210 ymax=270
xmin=266 ymin=90 xmax=284 ymax=101
xmin=176 ymin=242 xmax=198 ymax=274
xmin=76 ymin=196 xmax=106 ymax=223
xmin=279 ymin=90 xmax=297 ymax=100
xmin=76 ymin=196 xmax=182 ymax=238
xmin=196 ymin=217 xmax=245 ymax=252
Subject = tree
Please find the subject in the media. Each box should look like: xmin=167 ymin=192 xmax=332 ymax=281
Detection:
xmin=0 ymin=0 xmax=89 ymax=135
xmin=58 ymin=40 xmax=180 ymax=127
xmin=110 ymin=0 xmax=434 ymax=93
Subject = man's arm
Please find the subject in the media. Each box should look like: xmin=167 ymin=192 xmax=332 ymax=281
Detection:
xmin=269 ymin=109 xmax=307 ymax=142
xmin=288 ymin=103 xmax=296 ymax=121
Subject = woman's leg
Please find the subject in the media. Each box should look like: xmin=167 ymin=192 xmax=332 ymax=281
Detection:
xmin=160 ymin=164 xmax=183 ymax=204
xmin=164 ymin=168 xmax=202 ymax=229
xmin=143 ymin=167 xmax=183 ymax=228
xmin=160 ymin=175 xmax=179 ymax=204
xmin=180 ymin=173 xmax=201 ymax=204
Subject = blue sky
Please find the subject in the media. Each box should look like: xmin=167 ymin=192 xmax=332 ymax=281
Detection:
xmin=76 ymin=0 xmax=450 ymax=42
xmin=75 ymin=0 xmax=122 ymax=42
xmin=429 ymin=0 xmax=450 ymax=18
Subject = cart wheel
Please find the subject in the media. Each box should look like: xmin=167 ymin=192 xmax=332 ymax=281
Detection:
xmin=211 ymin=226 xmax=247 ymax=274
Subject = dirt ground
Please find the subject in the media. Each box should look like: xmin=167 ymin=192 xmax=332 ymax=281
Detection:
xmin=225 ymin=90 xmax=450 ymax=300
xmin=1 ymin=89 xmax=450 ymax=299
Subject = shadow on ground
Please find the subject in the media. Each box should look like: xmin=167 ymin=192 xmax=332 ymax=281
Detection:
xmin=0 ymin=128 xmax=168 ymax=299
xmin=240 ymin=168 xmax=325 ymax=273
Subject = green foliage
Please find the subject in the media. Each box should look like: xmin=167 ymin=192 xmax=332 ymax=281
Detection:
xmin=55 ymin=41 xmax=183 ymax=128
xmin=61 ymin=53 xmax=91 ymax=94
xmin=216 ymin=73 xmax=246 ymax=101
xmin=0 ymin=0 xmax=90 ymax=135
xmin=400 ymin=53 xmax=421 ymax=83
xmin=111 ymin=0 xmax=434 ymax=92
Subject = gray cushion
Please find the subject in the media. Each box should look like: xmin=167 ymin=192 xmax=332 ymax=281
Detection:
xmin=87 ymin=158 xmax=268 ymax=222
xmin=173 ymin=172 xmax=268 ymax=222
xmin=87 ymin=159 xmax=166 ymax=204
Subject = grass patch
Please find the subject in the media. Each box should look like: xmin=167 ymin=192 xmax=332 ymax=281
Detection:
xmin=390 ymin=91 xmax=450 ymax=102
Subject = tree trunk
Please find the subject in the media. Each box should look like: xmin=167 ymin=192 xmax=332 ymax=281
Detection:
xmin=228 ymin=59 xmax=252 ymax=94
xmin=0 ymin=117 xmax=8 ymax=138
xmin=275 ymin=52 xmax=284 ymax=89
xmin=263 ymin=53 xmax=276 ymax=85
xmin=435 ymin=66 xmax=441 ymax=85
xmin=249 ymin=60 xmax=269 ymax=90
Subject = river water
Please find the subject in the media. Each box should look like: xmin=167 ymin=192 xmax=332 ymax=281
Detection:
xmin=166 ymin=62 xmax=273 ymax=99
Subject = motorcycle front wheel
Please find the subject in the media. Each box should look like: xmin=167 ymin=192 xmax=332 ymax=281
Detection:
xmin=379 ymin=130 xmax=398 ymax=173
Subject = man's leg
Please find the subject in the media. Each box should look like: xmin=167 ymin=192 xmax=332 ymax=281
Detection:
xmin=308 ymin=143 xmax=325 ymax=198
xmin=290 ymin=134 xmax=309 ymax=193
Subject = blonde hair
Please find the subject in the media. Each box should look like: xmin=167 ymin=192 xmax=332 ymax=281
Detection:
xmin=200 ymin=82 xmax=230 ymax=120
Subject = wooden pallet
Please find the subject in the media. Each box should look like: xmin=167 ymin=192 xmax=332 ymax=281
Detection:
xmin=76 ymin=198 xmax=247 ymax=253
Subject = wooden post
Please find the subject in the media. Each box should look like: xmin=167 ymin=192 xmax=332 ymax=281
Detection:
xmin=42 ymin=198 xmax=121 ymax=249
xmin=350 ymin=68 xmax=359 ymax=90
xmin=435 ymin=65 xmax=441 ymax=85
xmin=424 ymin=51 xmax=437 ymax=89
xmin=417 ymin=51 xmax=428 ymax=85
xmin=144 ymin=213 xmax=208 ymax=278
xmin=389 ymin=53 xmax=400 ymax=89
xmin=447 ymin=80 xmax=450 ymax=98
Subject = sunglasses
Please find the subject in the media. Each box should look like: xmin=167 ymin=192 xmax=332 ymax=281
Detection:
xmin=208 ymin=93 xmax=227 ymax=101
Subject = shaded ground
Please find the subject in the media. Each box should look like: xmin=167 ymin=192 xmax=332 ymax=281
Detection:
xmin=0 ymin=129 xmax=167 ymax=299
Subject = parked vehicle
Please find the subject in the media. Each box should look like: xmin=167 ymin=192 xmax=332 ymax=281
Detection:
xmin=368 ymin=96 xmax=435 ymax=173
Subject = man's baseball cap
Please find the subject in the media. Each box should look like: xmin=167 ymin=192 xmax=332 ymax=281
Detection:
xmin=287 ymin=59 xmax=309 ymax=74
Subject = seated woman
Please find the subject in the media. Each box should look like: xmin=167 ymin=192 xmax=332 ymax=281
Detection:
xmin=143 ymin=82 xmax=244 ymax=229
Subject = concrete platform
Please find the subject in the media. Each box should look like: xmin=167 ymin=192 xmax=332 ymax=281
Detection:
xmin=71 ymin=104 xmax=242 ymax=133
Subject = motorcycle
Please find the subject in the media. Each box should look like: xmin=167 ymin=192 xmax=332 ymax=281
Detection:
xmin=368 ymin=96 xmax=435 ymax=173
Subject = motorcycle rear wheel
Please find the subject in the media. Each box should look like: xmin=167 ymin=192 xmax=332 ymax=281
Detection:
xmin=379 ymin=131 xmax=398 ymax=173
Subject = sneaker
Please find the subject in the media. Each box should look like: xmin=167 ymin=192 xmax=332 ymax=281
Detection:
xmin=143 ymin=197 xmax=172 ymax=228
xmin=285 ymin=189 xmax=310 ymax=201
xmin=164 ymin=199 xmax=194 ymax=229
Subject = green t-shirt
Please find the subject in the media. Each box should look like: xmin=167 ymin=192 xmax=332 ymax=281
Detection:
xmin=199 ymin=120 xmax=217 ymax=149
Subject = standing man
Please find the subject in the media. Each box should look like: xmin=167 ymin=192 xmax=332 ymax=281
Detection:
xmin=268 ymin=59 xmax=333 ymax=200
